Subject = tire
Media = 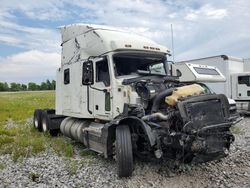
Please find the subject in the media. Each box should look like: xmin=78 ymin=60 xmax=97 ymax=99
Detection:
xmin=41 ymin=112 xmax=59 ymax=136
xmin=41 ymin=112 xmax=50 ymax=133
xmin=116 ymin=125 xmax=133 ymax=177
xmin=33 ymin=109 xmax=43 ymax=132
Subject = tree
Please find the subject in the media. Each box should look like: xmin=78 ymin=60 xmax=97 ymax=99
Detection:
xmin=10 ymin=82 xmax=22 ymax=91
xmin=4 ymin=82 xmax=9 ymax=91
xmin=51 ymin=80 xmax=56 ymax=90
xmin=28 ymin=82 xmax=39 ymax=91
xmin=21 ymin=84 xmax=27 ymax=91
xmin=0 ymin=82 xmax=5 ymax=91
xmin=0 ymin=79 xmax=56 ymax=92
xmin=40 ymin=82 xmax=48 ymax=90
xmin=0 ymin=82 xmax=9 ymax=91
xmin=46 ymin=79 xmax=52 ymax=90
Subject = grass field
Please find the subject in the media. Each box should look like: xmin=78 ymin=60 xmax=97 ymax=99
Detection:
xmin=0 ymin=91 xmax=74 ymax=161
xmin=0 ymin=91 xmax=55 ymax=124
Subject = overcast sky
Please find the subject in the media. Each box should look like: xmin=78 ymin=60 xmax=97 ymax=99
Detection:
xmin=0 ymin=0 xmax=250 ymax=84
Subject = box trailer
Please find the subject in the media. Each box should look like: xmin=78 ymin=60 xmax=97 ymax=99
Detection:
xmin=177 ymin=55 xmax=250 ymax=113
xmin=33 ymin=24 xmax=239 ymax=177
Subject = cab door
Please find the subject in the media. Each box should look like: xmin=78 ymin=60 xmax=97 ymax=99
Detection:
xmin=92 ymin=57 xmax=112 ymax=120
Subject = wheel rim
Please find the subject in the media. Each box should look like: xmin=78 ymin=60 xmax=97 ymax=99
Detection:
xmin=34 ymin=118 xmax=38 ymax=128
xmin=42 ymin=121 xmax=47 ymax=132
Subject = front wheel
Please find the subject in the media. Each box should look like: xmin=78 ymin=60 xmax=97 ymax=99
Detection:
xmin=115 ymin=125 xmax=133 ymax=177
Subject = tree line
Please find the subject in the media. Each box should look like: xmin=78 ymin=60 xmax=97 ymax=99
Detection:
xmin=0 ymin=80 xmax=56 ymax=92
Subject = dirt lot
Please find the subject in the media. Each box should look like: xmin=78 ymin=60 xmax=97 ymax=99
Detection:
xmin=125 ymin=116 xmax=250 ymax=188
xmin=0 ymin=116 xmax=249 ymax=188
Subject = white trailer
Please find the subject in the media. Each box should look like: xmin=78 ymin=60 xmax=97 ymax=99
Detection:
xmin=177 ymin=55 xmax=250 ymax=113
xmin=33 ymin=24 xmax=239 ymax=177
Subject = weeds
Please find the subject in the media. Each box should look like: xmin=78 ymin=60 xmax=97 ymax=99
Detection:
xmin=230 ymin=126 xmax=242 ymax=135
xmin=0 ymin=91 xmax=75 ymax=161
xmin=80 ymin=159 xmax=95 ymax=166
xmin=79 ymin=149 xmax=95 ymax=157
xmin=65 ymin=160 xmax=78 ymax=175
xmin=0 ymin=128 xmax=18 ymax=136
xmin=50 ymin=137 xmax=74 ymax=158
xmin=0 ymin=162 xmax=5 ymax=170
xmin=0 ymin=121 xmax=47 ymax=161
xmin=0 ymin=135 xmax=14 ymax=147
xmin=0 ymin=91 xmax=80 ymax=163
xmin=0 ymin=122 xmax=75 ymax=161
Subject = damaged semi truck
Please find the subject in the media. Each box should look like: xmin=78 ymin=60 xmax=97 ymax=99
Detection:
xmin=33 ymin=24 xmax=239 ymax=177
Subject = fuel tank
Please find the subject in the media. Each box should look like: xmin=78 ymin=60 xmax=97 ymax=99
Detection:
xmin=60 ymin=117 xmax=105 ymax=153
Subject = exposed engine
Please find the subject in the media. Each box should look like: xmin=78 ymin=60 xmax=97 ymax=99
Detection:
xmin=129 ymin=78 xmax=235 ymax=163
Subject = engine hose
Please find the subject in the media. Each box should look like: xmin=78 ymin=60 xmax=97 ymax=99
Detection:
xmin=142 ymin=112 xmax=171 ymax=121
xmin=151 ymin=88 xmax=174 ymax=113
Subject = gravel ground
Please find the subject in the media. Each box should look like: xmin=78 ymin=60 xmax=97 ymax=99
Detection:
xmin=0 ymin=117 xmax=249 ymax=188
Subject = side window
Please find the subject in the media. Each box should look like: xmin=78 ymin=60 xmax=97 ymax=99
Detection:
xmin=96 ymin=57 xmax=110 ymax=86
xmin=64 ymin=68 xmax=70 ymax=84
xmin=238 ymin=76 xmax=250 ymax=86
xmin=193 ymin=67 xmax=219 ymax=75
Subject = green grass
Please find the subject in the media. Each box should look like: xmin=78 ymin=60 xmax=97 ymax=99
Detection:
xmin=49 ymin=137 xmax=74 ymax=158
xmin=0 ymin=123 xmax=48 ymax=162
xmin=79 ymin=149 xmax=95 ymax=157
xmin=0 ymin=91 xmax=55 ymax=125
xmin=0 ymin=91 xmax=74 ymax=161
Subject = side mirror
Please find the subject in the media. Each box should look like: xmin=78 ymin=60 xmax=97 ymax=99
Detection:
xmin=169 ymin=64 xmax=182 ymax=77
xmin=165 ymin=60 xmax=175 ymax=76
xmin=82 ymin=61 xmax=94 ymax=85
xmin=176 ymin=69 xmax=182 ymax=77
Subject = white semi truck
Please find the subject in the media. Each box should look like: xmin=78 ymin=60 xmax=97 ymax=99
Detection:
xmin=33 ymin=24 xmax=239 ymax=177
xmin=177 ymin=55 xmax=250 ymax=113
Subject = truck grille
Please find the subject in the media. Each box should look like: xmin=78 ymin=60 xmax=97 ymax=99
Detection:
xmin=177 ymin=94 xmax=230 ymax=132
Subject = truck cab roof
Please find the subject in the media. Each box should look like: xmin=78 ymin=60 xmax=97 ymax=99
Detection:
xmin=59 ymin=24 xmax=170 ymax=65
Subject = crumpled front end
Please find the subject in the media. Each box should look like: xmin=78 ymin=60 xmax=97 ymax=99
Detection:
xmin=134 ymin=82 xmax=239 ymax=163
xmin=175 ymin=94 xmax=235 ymax=162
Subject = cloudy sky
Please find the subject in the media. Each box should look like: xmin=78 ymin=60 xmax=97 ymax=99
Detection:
xmin=0 ymin=0 xmax=250 ymax=84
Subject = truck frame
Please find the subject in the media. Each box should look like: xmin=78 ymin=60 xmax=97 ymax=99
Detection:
xmin=33 ymin=24 xmax=239 ymax=177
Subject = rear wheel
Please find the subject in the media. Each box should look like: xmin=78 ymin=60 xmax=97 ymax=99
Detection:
xmin=116 ymin=125 xmax=133 ymax=177
xmin=33 ymin=109 xmax=43 ymax=132
xmin=41 ymin=111 xmax=59 ymax=136
xmin=41 ymin=112 xmax=49 ymax=133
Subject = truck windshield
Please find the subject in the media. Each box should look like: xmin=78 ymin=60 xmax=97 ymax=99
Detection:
xmin=113 ymin=54 xmax=167 ymax=77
